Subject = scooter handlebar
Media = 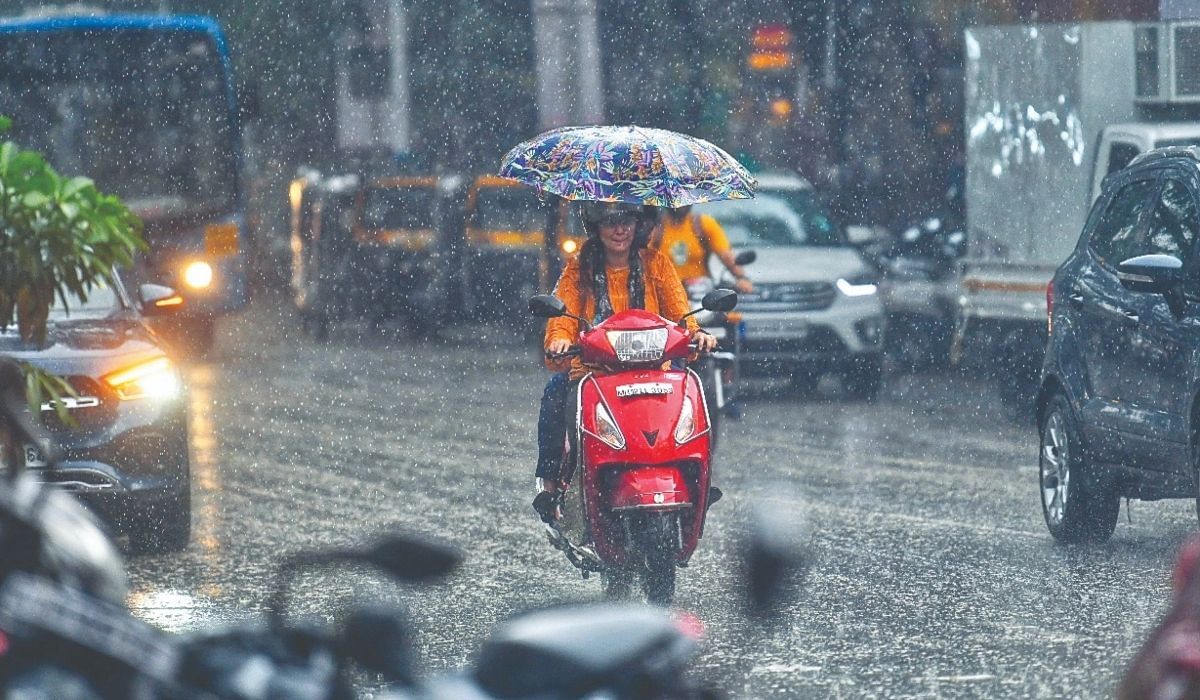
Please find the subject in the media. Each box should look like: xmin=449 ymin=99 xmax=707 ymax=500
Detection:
xmin=545 ymin=347 xmax=582 ymax=361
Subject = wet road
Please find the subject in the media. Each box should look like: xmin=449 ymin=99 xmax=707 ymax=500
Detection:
xmin=126 ymin=298 xmax=1197 ymax=698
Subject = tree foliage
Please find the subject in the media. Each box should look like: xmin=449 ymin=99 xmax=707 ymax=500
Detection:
xmin=0 ymin=116 xmax=146 ymax=347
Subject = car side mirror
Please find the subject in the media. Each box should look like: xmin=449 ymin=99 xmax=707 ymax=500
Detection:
xmin=734 ymin=250 xmax=757 ymax=266
xmin=138 ymin=284 xmax=183 ymax=316
xmin=1118 ymin=254 xmax=1183 ymax=295
xmin=701 ymin=288 xmax=738 ymax=313
xmin=528 ymin=295 xmax=567 ymax=318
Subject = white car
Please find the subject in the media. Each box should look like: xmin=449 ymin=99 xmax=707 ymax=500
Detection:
xmin=695 ymin=178 xmax=886 ymax=399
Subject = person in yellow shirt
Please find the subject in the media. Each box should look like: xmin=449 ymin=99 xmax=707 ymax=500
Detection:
xmin=656 ymin=206 xmax=753 ymax=293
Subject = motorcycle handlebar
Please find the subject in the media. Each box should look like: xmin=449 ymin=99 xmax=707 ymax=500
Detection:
xmin=545 ymin=347 xmax=582 ymax=361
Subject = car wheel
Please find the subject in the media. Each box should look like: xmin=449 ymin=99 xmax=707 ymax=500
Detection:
xmin=1039 ymin=393 xmax=1119 ymax=544
xmin=128 ymin=486 xmax=192 ymax=555
xmin=844 ymin=355 xmax=883 ymax=402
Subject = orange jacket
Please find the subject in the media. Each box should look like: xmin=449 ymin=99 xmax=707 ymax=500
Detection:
xmin=546 ymin=249 xmax=699 ymax=379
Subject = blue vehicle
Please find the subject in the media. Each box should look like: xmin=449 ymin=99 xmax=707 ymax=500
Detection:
xmin=1040 ymin=146 xmax=1200 ymax=543
xmin=0 ymin=13 xmax=249 ymax=352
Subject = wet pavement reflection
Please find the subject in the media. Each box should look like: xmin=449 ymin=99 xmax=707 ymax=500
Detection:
xmin=123 ymin=301 xmax=1193 ymax=697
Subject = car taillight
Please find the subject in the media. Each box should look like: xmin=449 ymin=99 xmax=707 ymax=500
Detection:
xmin=1046 ymin=280 xmax=1054 ymax=335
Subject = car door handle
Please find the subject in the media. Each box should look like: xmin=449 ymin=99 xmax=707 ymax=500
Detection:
xmin=1122 ymin=309 xmax=1139 ymax=322
xmin=1067 ymin=293 xmax=1085 ymax=304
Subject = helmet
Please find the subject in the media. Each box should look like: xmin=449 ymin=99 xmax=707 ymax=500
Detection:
xmin=577 ymin=202 xmax=660 ymax=245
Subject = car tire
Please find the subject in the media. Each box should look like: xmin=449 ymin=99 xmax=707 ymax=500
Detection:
xmin=128 ymin=486 xmax=192 ymax=555
xmin=1039 ymin=393 xmax=1119 ymax=544
xmin=844 ymin=355 xmax=883 ymax=402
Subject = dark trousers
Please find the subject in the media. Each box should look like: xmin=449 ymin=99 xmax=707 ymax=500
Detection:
xmin=536 ymin=372 xmax=577 ymax=480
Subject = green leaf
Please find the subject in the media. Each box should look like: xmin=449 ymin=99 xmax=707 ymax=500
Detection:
xmin=0 ymin=115 xmax=10 ymax=133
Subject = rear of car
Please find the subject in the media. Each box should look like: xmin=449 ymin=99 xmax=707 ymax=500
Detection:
xmin=0 ymin=278 xmax=190 ymax=553
xmin=696 ymin=185 xmax=886 ymax=399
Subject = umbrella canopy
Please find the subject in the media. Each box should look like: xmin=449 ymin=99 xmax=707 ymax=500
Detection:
xmin=498 ymin=125 xmax=756 ymax=208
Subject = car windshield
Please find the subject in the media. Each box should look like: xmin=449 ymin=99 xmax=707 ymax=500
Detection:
xmin=696 ymin=191 xmax=844 ymax=247
xmin=47 ymin=282 xmax=122 ymax=321
xmin=474 ymin=186 xmax=546 ymax=231
xmin=361 ymin=186 xmax=436 ymax=230
xmin=0 ymin=28 xmax=238 ymax=217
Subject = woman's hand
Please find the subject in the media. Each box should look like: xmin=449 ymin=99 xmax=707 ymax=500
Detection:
xmin=546 ymin=338 xmax=573 ymax=357
xmin=734 ymin=276 xmax=754 ymax=294
xmin=693 ymin=330 xmax=718 ymax=354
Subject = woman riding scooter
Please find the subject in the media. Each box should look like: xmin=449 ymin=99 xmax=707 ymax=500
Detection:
xmin=533 ymin=201 xmax=717 ymax=521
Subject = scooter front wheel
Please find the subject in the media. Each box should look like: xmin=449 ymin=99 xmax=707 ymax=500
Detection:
xmin=601 ymin=568 xmax=634 ymax=600
xmin=638 ymin=513 xmax=679 ymax=606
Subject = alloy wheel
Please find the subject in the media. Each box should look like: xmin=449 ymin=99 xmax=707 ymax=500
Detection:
xmin=1041 ymin=410 xmax=1070 ymax=526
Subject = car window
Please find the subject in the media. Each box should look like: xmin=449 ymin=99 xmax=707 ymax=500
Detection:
xmin=47 ymin=281 xmax=121 ymax=321
xmin=1144 ymin=179 xmax=1199 ymax=259
xmin=1089 ymin=179 xmax=1156 ymax=267
xmin=696 ymin=193 xmax=841 ymax=247
xmin=1107 ymin=142 xmax=1142 ymax=176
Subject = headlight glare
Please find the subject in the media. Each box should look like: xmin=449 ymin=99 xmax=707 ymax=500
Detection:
xmin=836 ymin=276 xmax=878 ymax=297
xmin=103 ymin=357 xmax=180 ymax=401
xmin=605 ymin=328 xmax=668 ymax=363
xmin=184 ymin=261 xmax=214 ymax=289
xmin=594 ymin=401 xmax=625 ymax=449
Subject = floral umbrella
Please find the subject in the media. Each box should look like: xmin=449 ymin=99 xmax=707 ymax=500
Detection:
xmin=498 ymin=125 xmax=756 ymax=207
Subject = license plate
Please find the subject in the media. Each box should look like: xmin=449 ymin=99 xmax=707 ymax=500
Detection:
xmin=23 ymin=443 xmax=47 ymax=468
xmin=616 ymin=382 xmax=674 ymax=397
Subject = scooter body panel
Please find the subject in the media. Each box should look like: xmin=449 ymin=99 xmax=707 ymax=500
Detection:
xmin=577 ymin=369 xmax=712 ymax=566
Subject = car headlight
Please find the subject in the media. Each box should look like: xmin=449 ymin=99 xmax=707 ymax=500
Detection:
xmin=836 ymin=274 xmax=878 ymax=297
xmin=605 ymin=328 xmax=668 ymax=363
xmin=103 ymin=356 xmax=180 ymax=401
xmin=184 ymin=261 xmax=214 ymax=289
xmin=674 ymin=397 xmax=696 ymax=444
xmin=594 ymin=401 xmax=625 ymax=450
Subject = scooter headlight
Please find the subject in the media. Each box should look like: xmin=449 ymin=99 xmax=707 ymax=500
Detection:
xmin=593 ymin=401 xmax=625 ymax=450
xmin=605 ymin=328 xmax=668 ymax=363
xmin=674 ymin=397 xmax=696 ymax=444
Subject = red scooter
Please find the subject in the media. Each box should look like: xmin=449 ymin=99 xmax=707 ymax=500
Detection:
xmin=529 ymin=289 xmax=738 ymax=605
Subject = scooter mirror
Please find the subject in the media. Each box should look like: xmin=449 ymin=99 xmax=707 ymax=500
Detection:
xmin=360 ymin=533 xmax=462 ymax=583
xmin=734 ymin=249 xmax=757 ymax=266
xmin=700 ymin=289 xmax=738 ymax=313
xmin=528 ymin=295 xmax=567 ymax=318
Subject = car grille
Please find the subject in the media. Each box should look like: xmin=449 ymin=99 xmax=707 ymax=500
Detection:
xmin=737 ymin=282 xmax=836 ymax=311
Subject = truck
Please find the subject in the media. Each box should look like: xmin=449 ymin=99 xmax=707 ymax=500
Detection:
xmin=958 ymin=20 xmax=1200 ymax=411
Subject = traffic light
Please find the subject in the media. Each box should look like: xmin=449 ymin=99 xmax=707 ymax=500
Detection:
xmin=748 ymin=24 xmax=794 ymax=73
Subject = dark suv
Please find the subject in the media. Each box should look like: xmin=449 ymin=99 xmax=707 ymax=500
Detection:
xmin=1040 ymin=146 xmax=1200 ymax=543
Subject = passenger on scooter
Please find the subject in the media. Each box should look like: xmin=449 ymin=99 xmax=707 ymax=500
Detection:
xmin=533 ymin=201 xmax=717 ymax=522
xmin=655 ymin=206 xmax=753 ymax=294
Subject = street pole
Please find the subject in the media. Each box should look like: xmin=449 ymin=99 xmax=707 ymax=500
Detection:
xmin=532 ymin=0 xmax=606 ymax=281
xmin=531 ymin=0 xmax=605 ymax=130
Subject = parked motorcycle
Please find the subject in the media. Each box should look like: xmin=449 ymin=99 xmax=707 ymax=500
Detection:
xmin=528 ymin=289 xmax=738 ymax=605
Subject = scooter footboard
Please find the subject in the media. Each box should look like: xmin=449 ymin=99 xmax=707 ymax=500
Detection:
xmin=608 ymin=465 xmax=693 ymax=511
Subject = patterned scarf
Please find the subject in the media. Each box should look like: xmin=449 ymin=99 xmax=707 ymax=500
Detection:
xmin=587 ymin=242 xmax=646 ymax=325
